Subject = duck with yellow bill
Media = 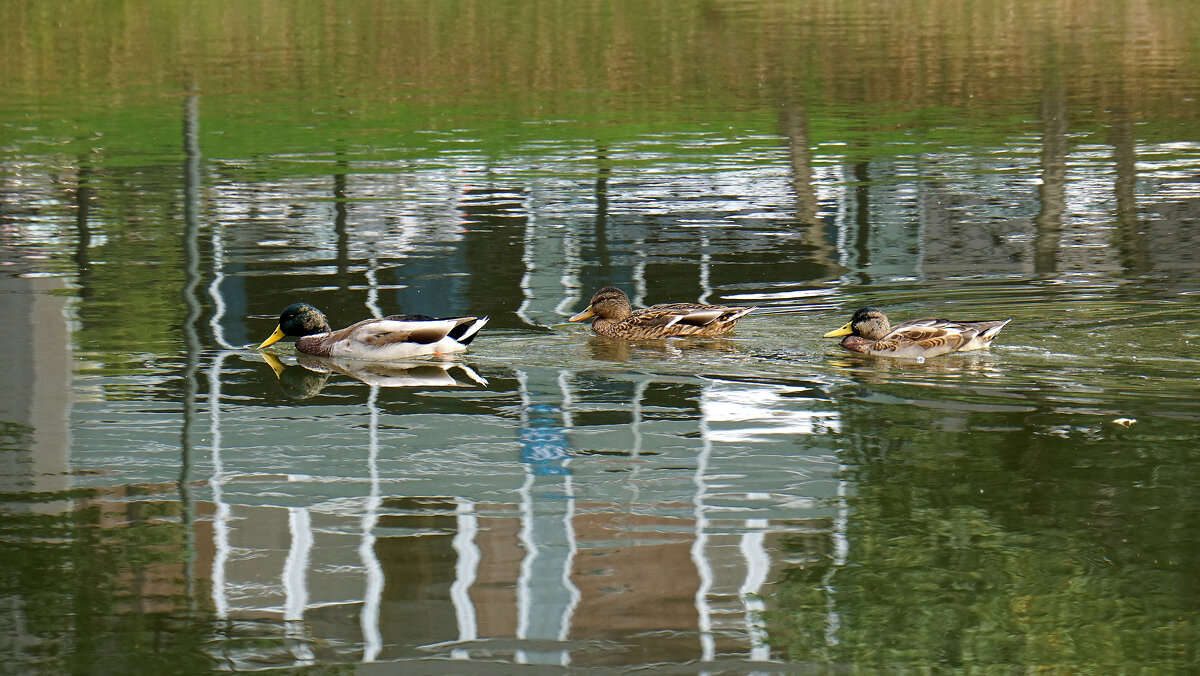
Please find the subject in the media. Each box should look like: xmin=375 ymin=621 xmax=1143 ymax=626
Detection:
xmin=257 ymin=302 xmax=488 ymax=359
xmin=823 ymin=307 xmax=1010 ymax=359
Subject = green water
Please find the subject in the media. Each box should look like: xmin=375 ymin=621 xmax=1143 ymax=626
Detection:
xmin=2 ymin=1 xmax=1199 ymax=672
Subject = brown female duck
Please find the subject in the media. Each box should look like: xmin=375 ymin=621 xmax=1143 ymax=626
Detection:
xmin=569 ymin=287 xmax=755 ymax=339
xmin=823 ymin=307 xmax=1010 ymax=358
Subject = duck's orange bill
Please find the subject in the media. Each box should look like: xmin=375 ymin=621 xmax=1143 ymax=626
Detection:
xmin=568 ymin=307 xmax=595 ymax=322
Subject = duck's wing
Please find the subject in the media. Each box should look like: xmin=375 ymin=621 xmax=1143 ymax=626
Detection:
xmin=339 ymin=315 xmax=488 ymax=347
xmin=380 ymin=314 xmax=489 ymax=344
xmin=954 ymin=318 xmax=1012 ymax=350
xmin=875 ymin=318 xmax=974 ymax=357
xmin=874 ymin=317 xmax=1010 ymax=357
xmin=642 ymin=303 xmax=756 ymax=328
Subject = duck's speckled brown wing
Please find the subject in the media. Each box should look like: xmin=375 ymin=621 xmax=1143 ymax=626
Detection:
xmin=955 ymin=319 xmax=1012 ymax=350
xmin=649 ymin=304 xmax=728 ymax=324
xmin=871 ymin=323 xmax=970 ymax=358
xmin=869 ymin=317 xmax=1009 ymax=358
xmin=603 ymin=304 xmax=755 ymax=339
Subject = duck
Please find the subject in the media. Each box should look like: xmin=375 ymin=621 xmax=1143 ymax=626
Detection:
xmin=256 ymin=302 xmax=488 ymax=359
xmin=823 ymin=307 xmax=1011 ymax=358
xmin=568 ymin=286 xmax=755 ymax=339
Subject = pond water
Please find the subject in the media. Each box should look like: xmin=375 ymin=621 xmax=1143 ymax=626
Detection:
xmin=2 ymin=1 xmax=1200 ymax=672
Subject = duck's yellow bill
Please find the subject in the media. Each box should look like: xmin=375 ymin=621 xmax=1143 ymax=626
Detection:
xmin=568 ymin=307 xmax=595 ymax=322
xmin=823 ymin=322 xmax=853 ymax=338
xmin=260 ymin=351 xmax=286 ymax=378
xmin=258 ymin=325 xmax=286 ymax=349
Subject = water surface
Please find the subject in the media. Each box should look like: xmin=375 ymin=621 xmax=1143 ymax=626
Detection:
xmin=2 ymin=1 xmax=1200 ymax=672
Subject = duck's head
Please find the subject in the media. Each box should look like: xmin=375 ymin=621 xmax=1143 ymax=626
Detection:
xmin=257 ymin=303 xmax=332 ymax=349
xmin=823 ymin=307 xmax=891 ymax=341
xmin=569 ymin=287 xmax=633 ymax=322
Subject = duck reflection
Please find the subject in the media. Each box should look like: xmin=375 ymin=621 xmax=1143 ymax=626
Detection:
xmin=585 ymin=336 xmax=743 ymax=363
xmin=260 ymin=352 xmax=488 ymax=399
xmin=827 ymin=350 xmax=1004 ymax=382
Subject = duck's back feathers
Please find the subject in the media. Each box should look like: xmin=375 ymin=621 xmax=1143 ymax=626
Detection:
xmin=309 ymin=315 xmax=488 ymax=359
xmin=614 ymin=305 xmax=752 ymax=338
xmin=864 ymin=320 xmax=972 ymax=358
xmin=951 ymin=318 xmax=1011 ymax=351
xmin=868 ymin=318 xmax=1010 ymax=357
xmin=650 ymin=304 xmax=755 ymax=329
xmin=373 ymin=314 xmax=488 ymax=345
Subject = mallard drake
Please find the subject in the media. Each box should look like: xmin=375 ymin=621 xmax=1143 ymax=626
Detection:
xmin=257 ymin=303 xmax=488 ymax=359
xmin=569 ymin=286 xmax=755 ymax=339
xmin=823 ymin=307 xmax=1010 ymax=358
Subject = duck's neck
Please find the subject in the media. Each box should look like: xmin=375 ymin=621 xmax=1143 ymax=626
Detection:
xmin=605 ymin=300 xmax=633 ymax=322
xmin=857 ymin=319 xmax=891 ymax=341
